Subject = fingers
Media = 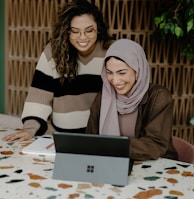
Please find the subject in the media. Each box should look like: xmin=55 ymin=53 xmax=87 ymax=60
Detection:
xmin=2 ymin=133 xmax=20 ymax=142
xmin=2 ymin=132 xmax=32 ymax=142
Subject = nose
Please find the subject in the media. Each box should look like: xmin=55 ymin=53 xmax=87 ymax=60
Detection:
xmin=79 ymin=31 xmax=87 ymax=39
xmin=111 ymin=74 xmax=120 ymax=85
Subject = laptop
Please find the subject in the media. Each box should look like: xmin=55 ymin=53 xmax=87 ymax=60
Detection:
xmin=52 ymin=132 xmax=133 ymax=186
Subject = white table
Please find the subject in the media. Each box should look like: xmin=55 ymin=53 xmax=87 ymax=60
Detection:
xmin=0 ymin=125 xmax=194 ymax=198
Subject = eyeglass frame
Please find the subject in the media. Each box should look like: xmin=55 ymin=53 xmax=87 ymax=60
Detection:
xmin=68 ymin=26 xmax=98 ymax=39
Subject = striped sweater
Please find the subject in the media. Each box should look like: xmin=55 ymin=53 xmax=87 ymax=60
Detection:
xmin=21 ymin=42 xmax=107 ymax=136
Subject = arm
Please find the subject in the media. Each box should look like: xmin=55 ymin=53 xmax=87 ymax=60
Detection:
xmin=3 ymin=44 xmax=54 ymax=141
xmin=21 ymin=45 xmax=55 ymax=136
xmin=129 ymin=85 xmax=174 ymax=160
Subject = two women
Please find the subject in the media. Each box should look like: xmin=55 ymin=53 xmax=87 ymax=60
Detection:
xmin=3 ymin=0 xmax=177 ymax=162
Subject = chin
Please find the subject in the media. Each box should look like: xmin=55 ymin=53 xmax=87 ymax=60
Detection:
xmin=117 ymin=91 xmax=125 ymax=95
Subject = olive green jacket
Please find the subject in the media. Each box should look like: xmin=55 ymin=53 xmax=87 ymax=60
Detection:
xmin=86 ymin=83 xmax=178 ymax=161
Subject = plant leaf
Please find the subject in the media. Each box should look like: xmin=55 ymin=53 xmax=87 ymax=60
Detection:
xmin=175 ymin=26 xmax=183 ymax=37
xmin=154 ymin=17 xmax=161 ymax=26
xmin=187 ymin=18 xmax=193 ymax=32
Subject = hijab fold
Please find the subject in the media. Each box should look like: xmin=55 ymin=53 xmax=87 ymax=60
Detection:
xmin=99 ymin=39 xmax=150 ymax=136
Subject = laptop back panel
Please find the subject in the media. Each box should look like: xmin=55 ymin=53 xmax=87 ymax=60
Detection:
xmin=53 ymin=132 xmax=131 ymax=186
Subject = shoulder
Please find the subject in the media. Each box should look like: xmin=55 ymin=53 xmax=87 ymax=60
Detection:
xmin=144 ymin=83 xmax=173 ymax=109
xmin=139 ymin=83 xmax=173 ymax=119
xmin=36 ymin=43 xmax=53 ymax=65
xmin=148 ymin=83 xmax=173 ymax=101
xmin=36 ymin=43 xmax=58 ymax=77
xmin=41 ymin=43 xmax=53 ymax=62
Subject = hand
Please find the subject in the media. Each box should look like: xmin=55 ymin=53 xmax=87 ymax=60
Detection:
xmin=2 ymin=131 xmax=33 ymax=142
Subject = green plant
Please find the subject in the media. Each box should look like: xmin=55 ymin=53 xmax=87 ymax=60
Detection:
xmin=153 ymin=0 xmax=194 ymax=60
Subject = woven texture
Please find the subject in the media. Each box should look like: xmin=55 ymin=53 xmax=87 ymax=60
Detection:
xmin=5 ymin=0 xmax=194 ymax=144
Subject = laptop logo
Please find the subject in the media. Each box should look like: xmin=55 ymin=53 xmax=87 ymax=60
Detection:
xmin=87 ymin=165 xmax=94 ymax=173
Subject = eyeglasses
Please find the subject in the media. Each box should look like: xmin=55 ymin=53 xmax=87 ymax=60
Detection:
xmin=69 ymin=27 xmax=97 ymax=39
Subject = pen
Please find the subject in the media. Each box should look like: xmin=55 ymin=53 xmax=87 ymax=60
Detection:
xmin=45 ymin=142 xmax=54 ymax=150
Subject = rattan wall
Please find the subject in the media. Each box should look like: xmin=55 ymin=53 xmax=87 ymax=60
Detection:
xmin=5 ymin=0 xmax=194 ymax=144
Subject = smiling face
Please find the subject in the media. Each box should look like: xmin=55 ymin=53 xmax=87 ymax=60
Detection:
xmin=69 ymin=14 xmax=98 ymax=56
xmin=105 ymin=57 xmax=136 ymax=96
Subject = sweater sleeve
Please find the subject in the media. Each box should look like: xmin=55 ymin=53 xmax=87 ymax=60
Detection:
xmin=21 ymin=44 xmax=55 ymax=135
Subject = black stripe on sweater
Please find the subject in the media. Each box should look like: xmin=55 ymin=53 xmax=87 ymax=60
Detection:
xmin=31 ymin=70 xmax=102 ymax=96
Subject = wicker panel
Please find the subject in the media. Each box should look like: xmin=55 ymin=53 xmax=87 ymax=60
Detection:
xmin=5 ymin=0 xmax=194 ymax=144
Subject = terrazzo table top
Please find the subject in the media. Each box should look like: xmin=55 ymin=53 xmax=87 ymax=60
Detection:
xmin=0 ymin=125 xmax=194 ymax=199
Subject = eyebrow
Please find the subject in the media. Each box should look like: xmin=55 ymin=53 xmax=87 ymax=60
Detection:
xmin=70 ymin=25 xmax=95 ymax=30
xmin=105 ymin=68 xmax=128 ymax=73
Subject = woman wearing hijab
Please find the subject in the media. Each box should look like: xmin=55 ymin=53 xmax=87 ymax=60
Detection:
xmin=86 ymin=39 xmax=178 ymax=161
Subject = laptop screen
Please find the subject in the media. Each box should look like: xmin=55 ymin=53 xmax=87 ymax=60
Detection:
xmin=53 ymin=132 xmax=129 ymax=158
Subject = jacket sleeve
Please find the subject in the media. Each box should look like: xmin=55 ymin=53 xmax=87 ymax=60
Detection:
xmin=86 ymin=91 xmax=102 ymax=134
xmin=129 ymin=86 xmax=175 ymax=160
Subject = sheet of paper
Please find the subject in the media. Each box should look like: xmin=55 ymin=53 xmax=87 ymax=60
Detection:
xmin=22 ymin=136 xmax=55 ymax=156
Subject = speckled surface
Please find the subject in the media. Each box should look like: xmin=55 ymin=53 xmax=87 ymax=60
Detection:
xmin=0 ymin=125 xmax=194 ymax=199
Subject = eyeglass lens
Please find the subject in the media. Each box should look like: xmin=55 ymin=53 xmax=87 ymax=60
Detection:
xmin=69 ymin=27 xmax=97 ymax=39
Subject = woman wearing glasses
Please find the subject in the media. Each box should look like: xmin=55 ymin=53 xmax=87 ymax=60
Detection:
xmin=3 ymin=0 xmax=113 ymax=141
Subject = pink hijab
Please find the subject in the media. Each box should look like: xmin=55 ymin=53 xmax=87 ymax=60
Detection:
xmin=99 ymin=39 xmax=150 ymax=136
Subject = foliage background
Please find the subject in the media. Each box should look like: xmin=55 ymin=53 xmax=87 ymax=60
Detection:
xmin=154 ymin=0 xmax=194 ymax=60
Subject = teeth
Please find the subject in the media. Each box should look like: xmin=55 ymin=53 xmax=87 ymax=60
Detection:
xmin=116 ymin=85 xmax=124 ymax=89
xmin=78 ymin=42 xmax=88 ymax=47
